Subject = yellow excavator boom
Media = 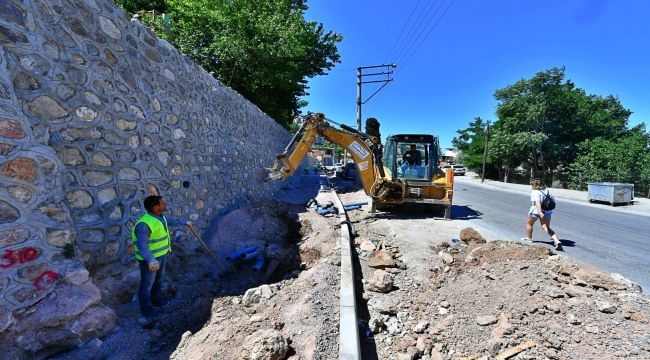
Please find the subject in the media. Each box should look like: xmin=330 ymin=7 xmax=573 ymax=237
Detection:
xmin=268 ymin=113 xmax=382 ymax=194
xmin=268 ymin=112 xmax=453 ymax=218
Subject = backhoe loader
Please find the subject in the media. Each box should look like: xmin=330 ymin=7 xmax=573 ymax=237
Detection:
xmin=267 ymin=113 xmax=454 ymax=218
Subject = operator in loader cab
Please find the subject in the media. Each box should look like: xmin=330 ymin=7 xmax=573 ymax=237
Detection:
xmin=403 ymin=144 xmax=421 ymax=166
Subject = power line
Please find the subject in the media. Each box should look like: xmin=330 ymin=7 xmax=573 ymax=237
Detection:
xmin=384 ymin=0 xmax=423 ymax=63
xmin=392 ymin=0 xmax=454 ymax=70
xmin=387 ymin=0 xmax=456 ymax=73
xmin=355 ymin=0 xmax=455 ymax=122
xmin=388 ymin=0 xmax=440 ymax=65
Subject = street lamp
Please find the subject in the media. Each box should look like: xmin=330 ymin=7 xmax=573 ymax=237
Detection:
xmin=356 ymin=63 xmax=396 ymax=131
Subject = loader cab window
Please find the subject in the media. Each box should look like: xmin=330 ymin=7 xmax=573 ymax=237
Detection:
xmin=384 ymin=135 xmax=439 ymax=181
xmin=383 ymin=143 xmax=396 ymax=176
xmin=396 ymin=143 xmax=428 ymax=179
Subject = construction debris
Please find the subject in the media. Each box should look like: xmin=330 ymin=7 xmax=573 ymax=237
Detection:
xmin=495 ymin=340 xmax=536 ymax=360
xmin=306 ymin=198 xmax=367 ymax=216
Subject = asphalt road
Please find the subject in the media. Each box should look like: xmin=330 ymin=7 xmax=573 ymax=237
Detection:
xmin=451 ymin=179 xmax=650 ymax=294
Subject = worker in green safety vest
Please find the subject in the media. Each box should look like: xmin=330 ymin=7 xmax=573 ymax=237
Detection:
xmin=131 ymin=195 xmax=193 ymax=319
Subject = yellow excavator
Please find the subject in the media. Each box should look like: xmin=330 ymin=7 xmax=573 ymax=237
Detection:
xmin=268 ymin=112 xmax=454 ymax=218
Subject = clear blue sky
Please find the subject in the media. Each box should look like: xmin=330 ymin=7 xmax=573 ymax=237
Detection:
xmin=302 ymin=0 xmax=650 ymax=149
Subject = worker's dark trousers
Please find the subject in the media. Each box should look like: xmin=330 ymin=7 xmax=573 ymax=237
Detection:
xmin=137 ymin=255 xmax=167 ymax=315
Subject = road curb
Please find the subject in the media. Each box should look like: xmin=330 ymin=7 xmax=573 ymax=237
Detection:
xmin=329 ymin=190 xmax=361 ymax=360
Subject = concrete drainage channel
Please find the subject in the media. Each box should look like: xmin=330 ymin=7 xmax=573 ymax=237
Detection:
xmin=313 ymin=187 xmax=361 ymax=359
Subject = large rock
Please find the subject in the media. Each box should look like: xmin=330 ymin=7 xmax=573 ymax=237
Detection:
xmin=240 ymin=329 xmax=288 ymax=360
xmin=7 ymin=283 xmax=116 ymax=358
xmin=459 ymin=227 xmax=486 ymax=244
xmin=242 ymin=286 xmax=263 ymax=307
xmin=368 ymin=250 xmax=396 ymax=269
xmin=573 ymin=267 xmax=641 ymax=292
xmin=366 ymin=269 xmax=394 ymax=293
xmin=359 ymin=239 xmax=376 ymax=252
xmin=94 ymin=268 xmax=140 ymax=305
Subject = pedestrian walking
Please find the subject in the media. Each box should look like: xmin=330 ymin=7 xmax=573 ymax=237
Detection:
xmin=131 ymin=195 xmax=193 ymax=318
xmin=521 ymin=179 xmax=563 ymax=250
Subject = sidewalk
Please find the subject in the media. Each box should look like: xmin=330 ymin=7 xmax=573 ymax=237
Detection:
xmin=454 ymin=173 xmax=650 ymax=217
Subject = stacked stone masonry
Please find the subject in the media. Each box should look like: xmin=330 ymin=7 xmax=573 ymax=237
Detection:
xmin=0 ymin=0 xmax=289 ymax=354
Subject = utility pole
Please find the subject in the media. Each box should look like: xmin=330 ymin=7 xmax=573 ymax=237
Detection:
xmin=356 ymin=64 xmax=396 ymax=131
xmin=481 ymin=121 xmax=490 ymax=183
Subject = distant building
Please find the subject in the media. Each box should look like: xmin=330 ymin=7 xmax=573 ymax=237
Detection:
xmin=442 ymin=148 xmax=458 ymax=164
xmin=309 ymin=146 xmax=337 ymax=168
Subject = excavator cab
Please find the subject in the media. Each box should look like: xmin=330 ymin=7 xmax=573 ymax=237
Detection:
xmin=383 ymin=134 xmax=440 ymax=181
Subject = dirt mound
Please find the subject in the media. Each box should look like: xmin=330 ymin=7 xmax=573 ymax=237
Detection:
xmin=170 ymin=199 xmax=342 ymax=359
xmin=355 ymin=227 xmax=649 ymax=359
xmin=337 ymin=185 xmax=649 ymax=359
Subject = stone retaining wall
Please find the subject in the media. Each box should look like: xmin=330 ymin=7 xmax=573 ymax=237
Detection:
xmin=0 ymin=0 xmax=289 ymax=352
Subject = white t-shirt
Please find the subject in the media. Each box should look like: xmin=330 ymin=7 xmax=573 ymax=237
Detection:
xmin=529 ymin=189 xmax=554 ymax=215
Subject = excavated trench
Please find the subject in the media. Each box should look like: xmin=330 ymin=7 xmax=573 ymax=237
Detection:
xmin=51 ymin=199 xmax=318 ymax=359
xmin=210 ymin=203 xmax=309 ymax=293
xmin=47 ymin=175 xmax=360 ymax=359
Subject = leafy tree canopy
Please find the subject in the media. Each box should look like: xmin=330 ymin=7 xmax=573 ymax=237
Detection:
xmin=453 ymin=67 xmax=649 ymax=193
xmin=115 ymin=0 xmax=342 ymax=129
xmin=365 ymin=117 xmax=381 ymax=143
xmin=567 ymin=124 xmax=650 ymax=194
xmin=474 ymin=67 xmax=632 ymax=180
xmin=115 ymin=0 xmax=166 ymax=14
xmin=451 ymin=117 xmax=488 ymax=170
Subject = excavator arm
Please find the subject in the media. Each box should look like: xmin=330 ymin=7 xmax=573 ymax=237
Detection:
xmin=268 ymin=113 xmax=406 ymax=203
xmin=268 ymin=112 xmax=454 ymax=218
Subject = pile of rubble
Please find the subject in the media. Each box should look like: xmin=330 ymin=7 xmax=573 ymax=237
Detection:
xmin=352 ymin=220 xmax=650 ymax=359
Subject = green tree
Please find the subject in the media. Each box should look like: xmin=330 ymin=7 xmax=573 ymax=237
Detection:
xmin=116 ymin=0 xmax=342 ymax=129
xmin=567 ymin=124 xmax=650 ymax=194
xmin=491 ymin=67 xmax=631 ymax=182
xmin=365 ymin=117 xmax=381 ymax=143
xmin=487 ymin=126 xmax=547 ymax=182
xmin=114 ymin=0 xmax=166 ymax=14
xmin=451 ymin=117 xmax=488 ymax=172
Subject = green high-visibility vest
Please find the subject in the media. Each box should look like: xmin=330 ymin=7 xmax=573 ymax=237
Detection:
xmin=131 ymin=213 xmax=170 ymax=261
